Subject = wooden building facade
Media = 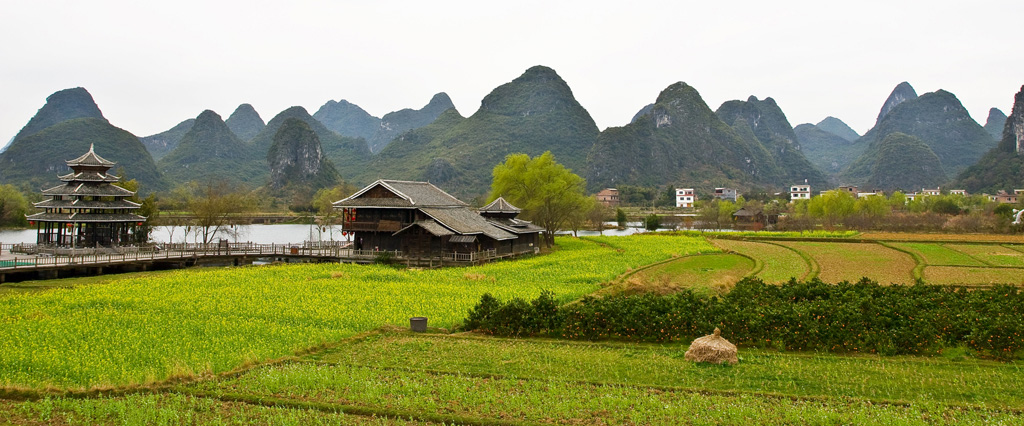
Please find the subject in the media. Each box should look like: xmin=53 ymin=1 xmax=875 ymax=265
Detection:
xmin=333 ymin=180 xmax=542 ymax=258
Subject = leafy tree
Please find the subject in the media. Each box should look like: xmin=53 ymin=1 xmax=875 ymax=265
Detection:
xmin=808 ymin=190 xmax=856 ymax=229
xmin=0 ymin=184 xmax=31 ymax=227
xmin=567 ymin=196 xmax=596 ymax=237
xmin=643 ymin=214 xmax=661 ymax=231
xmin=312 ymin=182 xmax=359 ymax=242
xmin=615 ymin=208 xmax=627 ymax=228
xmin=490 ymin=151 xmax=591 ymax=247
xmin=888 ymin=191 xmax=908 ymax=211
xmin=854 ymin=194 xmax=889 ymax=219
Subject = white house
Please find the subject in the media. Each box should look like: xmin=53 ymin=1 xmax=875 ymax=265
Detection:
xmin=676 ymin=188 xmax=696 ymax=208
xmin=790 ymin=184 xmax=811 ymax=201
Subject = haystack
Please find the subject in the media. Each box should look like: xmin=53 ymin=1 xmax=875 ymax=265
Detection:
xmin=684 ymin=328 xmax=738 ymax=365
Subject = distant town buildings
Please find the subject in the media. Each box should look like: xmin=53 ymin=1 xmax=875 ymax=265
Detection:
xmin=675 ymin=188 xmax=695 ymax=208
xmin=837 ymin=186 xmax=858 ymax=196
xmin=921 ymin=187 xmax=941 ymax=197
xmin=595 ymin=188 xmax=619 ymax=207
xmin=948 ymin=189 xmax=967 ymax=196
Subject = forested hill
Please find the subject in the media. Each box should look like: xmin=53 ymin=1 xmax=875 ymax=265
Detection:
xmin=357 ymin=66 xmax=600 ymax=200
xmin=585 ymin=82 xmax=784 ymax=193
xmin=715 ymin=96 xmax=828 ymax=189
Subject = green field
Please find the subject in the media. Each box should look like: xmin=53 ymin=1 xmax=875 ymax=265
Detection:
xmin=890 ymin=242 xmax=987 ymax=266
xmin=711 ymin=239 xmax=811 ymax=283
xmin=0 ymin=235 xmax=716 ymax=389
xmin=616 ymin=253 xmax=753 ymax=296
xmin=6 ymin=332 xmax=1022 ymax=425
xmin=777 ymin=241 xmax=916 ymax=284
xmin=4 ymin=232 xmax=1024 ymax=424
xmin=945 ymin=244 xmax=1024 ymax=267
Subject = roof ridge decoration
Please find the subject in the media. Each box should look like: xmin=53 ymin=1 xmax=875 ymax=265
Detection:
xmin=66 ymin=143 xmax=116 ymax=168
xmin=335 ymin=179 xmax=467 ymax=208
xmin=480 ymin=196 xmax=521 ymax=213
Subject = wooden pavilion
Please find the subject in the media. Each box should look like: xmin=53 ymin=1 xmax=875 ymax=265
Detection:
xmin=333 ymin=180 xmax=543 ymax=258
xmin=27 ymin=145 xmax=146 ymax=248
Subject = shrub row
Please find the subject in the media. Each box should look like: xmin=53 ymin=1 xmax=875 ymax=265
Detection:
xmin=462 ymin=278 xmax=1024 ymax=360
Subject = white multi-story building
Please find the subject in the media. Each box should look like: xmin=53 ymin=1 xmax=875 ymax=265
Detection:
xmin=790 ymin=184 xmax=811 ymax=201
xmin=676 ymin=188 xmax=696 ymax=208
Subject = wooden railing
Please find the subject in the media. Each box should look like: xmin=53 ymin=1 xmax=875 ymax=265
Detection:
xmin=1 ymin=242 xmax=509 ymax=271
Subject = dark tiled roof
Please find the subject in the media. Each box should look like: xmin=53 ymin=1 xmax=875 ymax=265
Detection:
xmin=334 ymin=180 xmax=466 ymax=208
xmin=486 ymin=217 xmax=544 ymax=234
xmin=334 ymin=197 xmax=414 ymax=208
xmin=58 ymin=171 xmax=120 ymax=183
xmin=34 ymin=199 xmax=141 ymax=209
xmin=392 ymin=220 xmax=454 ymax=237
xmin=421 ymin=207 xmax=516 ymax=241
xmin=26 ymin=212 xmax=147 ymax=223
xmin=66 ymin=144 xmax=116 ymax=168
xmin=479 ymin=197 xmax=521 ymax=213
xmin=42 ymin=183 xmax=135 ymax=197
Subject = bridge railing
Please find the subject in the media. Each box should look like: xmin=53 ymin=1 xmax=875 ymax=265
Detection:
xmin=1 ymin=243 xmax=512 ymax=271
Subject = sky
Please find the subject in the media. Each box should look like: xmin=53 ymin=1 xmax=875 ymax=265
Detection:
xmin=1 ymin=0 xmax=1021 ymax=149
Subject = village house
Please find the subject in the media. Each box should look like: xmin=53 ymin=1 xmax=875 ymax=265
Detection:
xmin=714 ymin=188 xmax=738 ymax=202
xmin=948 ymin=189 xmax=968 ymax=196
xmin=333 ymin=180 xmax=543 ymax=260
xmin=675 ymin=188 xmax=695 ymax=208
xmin=838 ymin=185 xmax=859 ymax=196
xmin=595 ymin=188 xmax=619 ymax=207
xmin=921 ymin=187 xmax=941 ymax=197
xmin=790 ymin=184 xmax=811 ymax=201
xmin=988 ymin=190 xmax=1020 ymax=204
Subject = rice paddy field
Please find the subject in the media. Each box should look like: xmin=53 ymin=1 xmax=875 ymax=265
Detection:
xmin=3 ymin=232 xmax=1024 ymax=424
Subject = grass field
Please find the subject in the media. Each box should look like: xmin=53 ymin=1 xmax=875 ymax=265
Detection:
xmin=4 ymin=232 xmax=1024 ymax=424
xmin=614 ymin=253 xmax=753 ymax=296
xmin=776 ymin=241 xmax=916 ymax=284
xmin=6 ymin=331 xmax=1021 ymax=425
xmin=923 ymin=266 xmax=1024 ymax=285
xmin=889 ymin=242 xmax=988 ymax=267
xmin=710 ymin=239 xmax=810 ymax=283
xmin=0 ymin=235 xmax=716 ymax=390
xmin=944 ymin=244 xmax=1024 ymax=267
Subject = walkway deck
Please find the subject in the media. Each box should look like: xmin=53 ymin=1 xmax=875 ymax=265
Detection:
xmin=0 ymin=242 xmax=527 ymax=283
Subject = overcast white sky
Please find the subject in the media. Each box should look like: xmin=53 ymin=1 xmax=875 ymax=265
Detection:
xmin=1 ymin=0 xmax=1021 ymax=148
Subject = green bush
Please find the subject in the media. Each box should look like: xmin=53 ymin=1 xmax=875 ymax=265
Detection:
xmin=463 ymin=278 xmax=1024 ymax=360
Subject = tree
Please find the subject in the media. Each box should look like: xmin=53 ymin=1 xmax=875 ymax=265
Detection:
xmin=312 ymin=182 xmax=358 ymax=242
xmin=643 ymin=214 xmax=661 ymax=231
xmin=615 ymin=208 xmax=627 ymax=228
xmin=0 ymin=184 xmax=31 ymax=227
xmin=181 ymin=181 xmax=256 ymax=244
xmin=587 ymin=199 xmax=610 ymax=235
xmin=808 ymin=190 xmax=856 ymax=229
xmin=490 ymin=152 xmax=591 ymax=247
xmin=113 ymin=178 xmax=160 ymax=244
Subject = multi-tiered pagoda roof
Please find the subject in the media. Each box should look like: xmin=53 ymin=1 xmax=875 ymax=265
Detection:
xmin=27 ymin=145 xmax=146 ymax=247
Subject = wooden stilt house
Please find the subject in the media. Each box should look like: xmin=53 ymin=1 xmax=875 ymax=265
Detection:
xmin=333 ymin=180 xmax=543 ymax=259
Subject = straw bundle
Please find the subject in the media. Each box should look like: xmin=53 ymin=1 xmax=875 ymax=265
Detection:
xmin=684 ymin=327 xmax=738 ymax=365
